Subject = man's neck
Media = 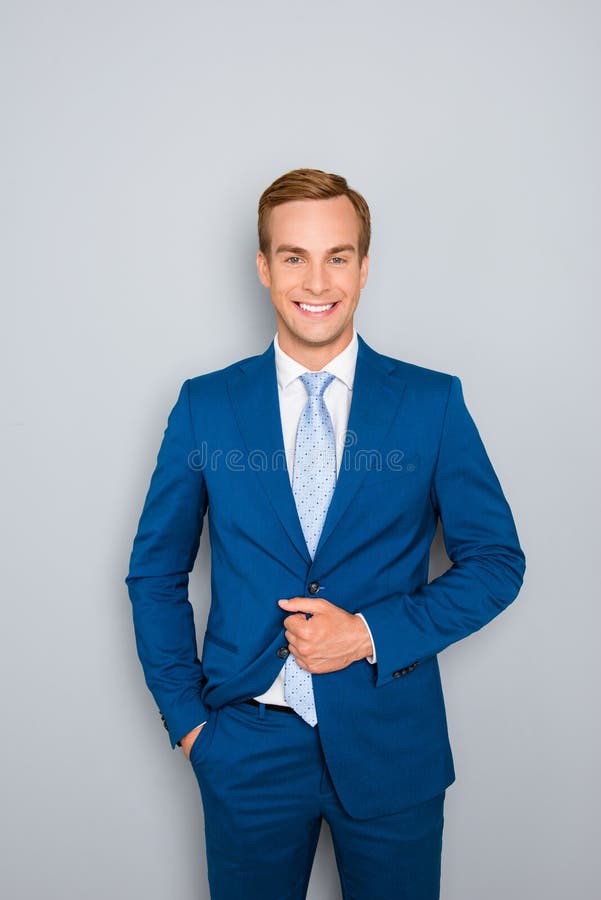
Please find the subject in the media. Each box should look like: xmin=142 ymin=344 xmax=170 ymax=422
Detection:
xmin=276 ymin=329 xmax=355 ymax=371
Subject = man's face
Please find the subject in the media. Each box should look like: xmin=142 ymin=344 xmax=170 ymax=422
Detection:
xmin=256 ymin=195 xmax=369 ymax=361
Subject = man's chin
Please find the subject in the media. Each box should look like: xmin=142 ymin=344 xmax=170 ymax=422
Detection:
xmin=275 ymin=324 xmax=356 ymax=365
xmin=288 ymin=325 xmax=349 ymax=348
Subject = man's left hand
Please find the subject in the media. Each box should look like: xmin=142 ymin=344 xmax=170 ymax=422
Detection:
xmin=278 ymin=597 xmax=373 ymax=673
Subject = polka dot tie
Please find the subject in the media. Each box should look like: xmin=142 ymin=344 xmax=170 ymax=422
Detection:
xmin=284 ymin=371 xmax=337 ymax=726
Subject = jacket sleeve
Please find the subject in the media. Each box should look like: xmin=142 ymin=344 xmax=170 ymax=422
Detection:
xmin=125 ymin=379 xmax=210 ymax=746
xmin=359 ymin=375 xmax=526 ymax=687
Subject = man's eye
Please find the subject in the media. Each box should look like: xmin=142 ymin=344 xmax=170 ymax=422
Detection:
xmin=330 ymin=257 xmax=345 ymax=265
xmin=285 ymin=256 xmax=302 ymax=264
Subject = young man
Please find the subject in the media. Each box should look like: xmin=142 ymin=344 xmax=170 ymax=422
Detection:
xmin=126 ymin=169 xmax=525 ymax=899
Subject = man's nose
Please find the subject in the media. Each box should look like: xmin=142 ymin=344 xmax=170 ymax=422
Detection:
xmin=302 ymin=263 xmax=329 ymax=294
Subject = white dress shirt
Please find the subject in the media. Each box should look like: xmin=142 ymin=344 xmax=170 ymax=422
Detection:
xmin=253 ymin=329 xmax=376 ymax=706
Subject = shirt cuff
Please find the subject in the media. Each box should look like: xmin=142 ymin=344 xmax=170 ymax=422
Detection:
xmin=355 ymin=613 xmax=377 ymax=664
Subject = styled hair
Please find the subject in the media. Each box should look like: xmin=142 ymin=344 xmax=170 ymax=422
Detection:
xmin=258 ymin=168 xmax=371 ymax=260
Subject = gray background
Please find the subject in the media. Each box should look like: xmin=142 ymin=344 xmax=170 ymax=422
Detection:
xmin=2 ymin=1 xmax=599 ymax=897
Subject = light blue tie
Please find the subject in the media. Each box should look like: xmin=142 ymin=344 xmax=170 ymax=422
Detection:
xmin=284 ymin=371 xmax=337 ymax=726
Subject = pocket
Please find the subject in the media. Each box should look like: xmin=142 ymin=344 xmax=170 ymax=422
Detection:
xmin=189 ymin=708 xmax=219 ymax=768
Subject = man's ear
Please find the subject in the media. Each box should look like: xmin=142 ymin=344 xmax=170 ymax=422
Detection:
xmin=359 ymin=254 xmax=369 ymax=289
xmin=256 ymin=250 xmax=271 ymax=288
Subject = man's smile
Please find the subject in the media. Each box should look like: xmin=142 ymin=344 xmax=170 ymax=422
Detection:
xmin=293 ymin=301 xmax=341 ymax=316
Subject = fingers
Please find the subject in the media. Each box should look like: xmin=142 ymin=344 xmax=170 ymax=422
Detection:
xmin=278 ymin=597 xmax=326 ymax=614
xmin=289 ymin=650 xmax=305 ymax=669
xmin=288 ymin=648 xmax=346 ymax=674
xmin=283 ymin=614 xmax=312 ymax=637
xmin=281 ymin=596 xmax=335 ymax=671
xmin=288 ymin=646 xmax=312 ymax=671
xmin=285 ymin=630 xmax=311 ymax=654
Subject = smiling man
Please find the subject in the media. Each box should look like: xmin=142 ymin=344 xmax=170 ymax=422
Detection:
xmin=256 ymin=191 xmax=369 ymax=368
xmin=126 ymin=168 xmax=525 ymax=899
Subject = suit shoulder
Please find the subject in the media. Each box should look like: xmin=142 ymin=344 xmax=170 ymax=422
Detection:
xmin=394 ymin=357 xmax=453 ymax=384
xmin=361 ymin=336 xmax=453 ymax=386
xmin=184 ymin=347 xmax=267 ymax=396
xmin=371 ymin=346 xmax=456 ymax=398
xmin=400 ymin=361 xmax=456 ymax=398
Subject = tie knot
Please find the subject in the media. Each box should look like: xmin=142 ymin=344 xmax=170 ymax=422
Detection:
xmin=299 ymin=371 xmax=335 ymax=399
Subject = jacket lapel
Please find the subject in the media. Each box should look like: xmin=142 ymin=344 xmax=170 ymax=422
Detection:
xmin=226 ymin=334 xmax=406 ymax=567
xmin=227 ymin=341 xmax=311 ymax=564
xmin=314 ymin=335 xmax=406 ymax=558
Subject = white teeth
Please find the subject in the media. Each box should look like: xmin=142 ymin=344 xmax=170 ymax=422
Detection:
xmin=298 ymin=303 xmax=334 ymax=312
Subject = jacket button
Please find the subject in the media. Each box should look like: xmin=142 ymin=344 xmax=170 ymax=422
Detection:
xmin=308 ymin=581 xmax=320 ymax=594
xmin=392 ymin=670 xmax=402 ymax=678
xmin=276 ymin=646 xmax=290 ymax=659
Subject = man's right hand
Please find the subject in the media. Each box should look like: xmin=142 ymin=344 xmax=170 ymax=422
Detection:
xmin=180 ymin=722 xmax=206 ymax=760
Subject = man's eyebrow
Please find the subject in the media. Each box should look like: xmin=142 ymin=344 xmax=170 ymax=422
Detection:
xmin=327 ymin=244 xmax=356 ymax=255
xmin=274 ymin=245 xmax=308 ymax=256
xmin=274 ymin=244 xmax=357 ymax=256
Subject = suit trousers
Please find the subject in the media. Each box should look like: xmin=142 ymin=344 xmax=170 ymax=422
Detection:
xmin=190 ymin=699 xmax=445 ymax=900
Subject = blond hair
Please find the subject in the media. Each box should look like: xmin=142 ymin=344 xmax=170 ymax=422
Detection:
xmin=258 ymin=168 xmax=371 ymax=260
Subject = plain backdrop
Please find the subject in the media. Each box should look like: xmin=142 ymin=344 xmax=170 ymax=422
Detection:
xmin=2 ymin=2 xmax=599 ymax=897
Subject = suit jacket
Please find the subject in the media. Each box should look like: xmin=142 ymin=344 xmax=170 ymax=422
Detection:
xmin=126 ymin=333 xmax=525 ymax=819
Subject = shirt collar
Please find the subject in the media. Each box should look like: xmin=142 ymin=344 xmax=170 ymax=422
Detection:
xmin=273 ymin=329 xmax=358 ymax=391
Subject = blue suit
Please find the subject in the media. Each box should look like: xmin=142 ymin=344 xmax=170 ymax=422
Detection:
xmin=127 ymin=333 xmax=524 ymax=890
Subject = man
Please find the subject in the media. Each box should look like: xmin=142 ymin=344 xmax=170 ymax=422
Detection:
xmin=126 ymin=168 xmax=525 ymax=899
